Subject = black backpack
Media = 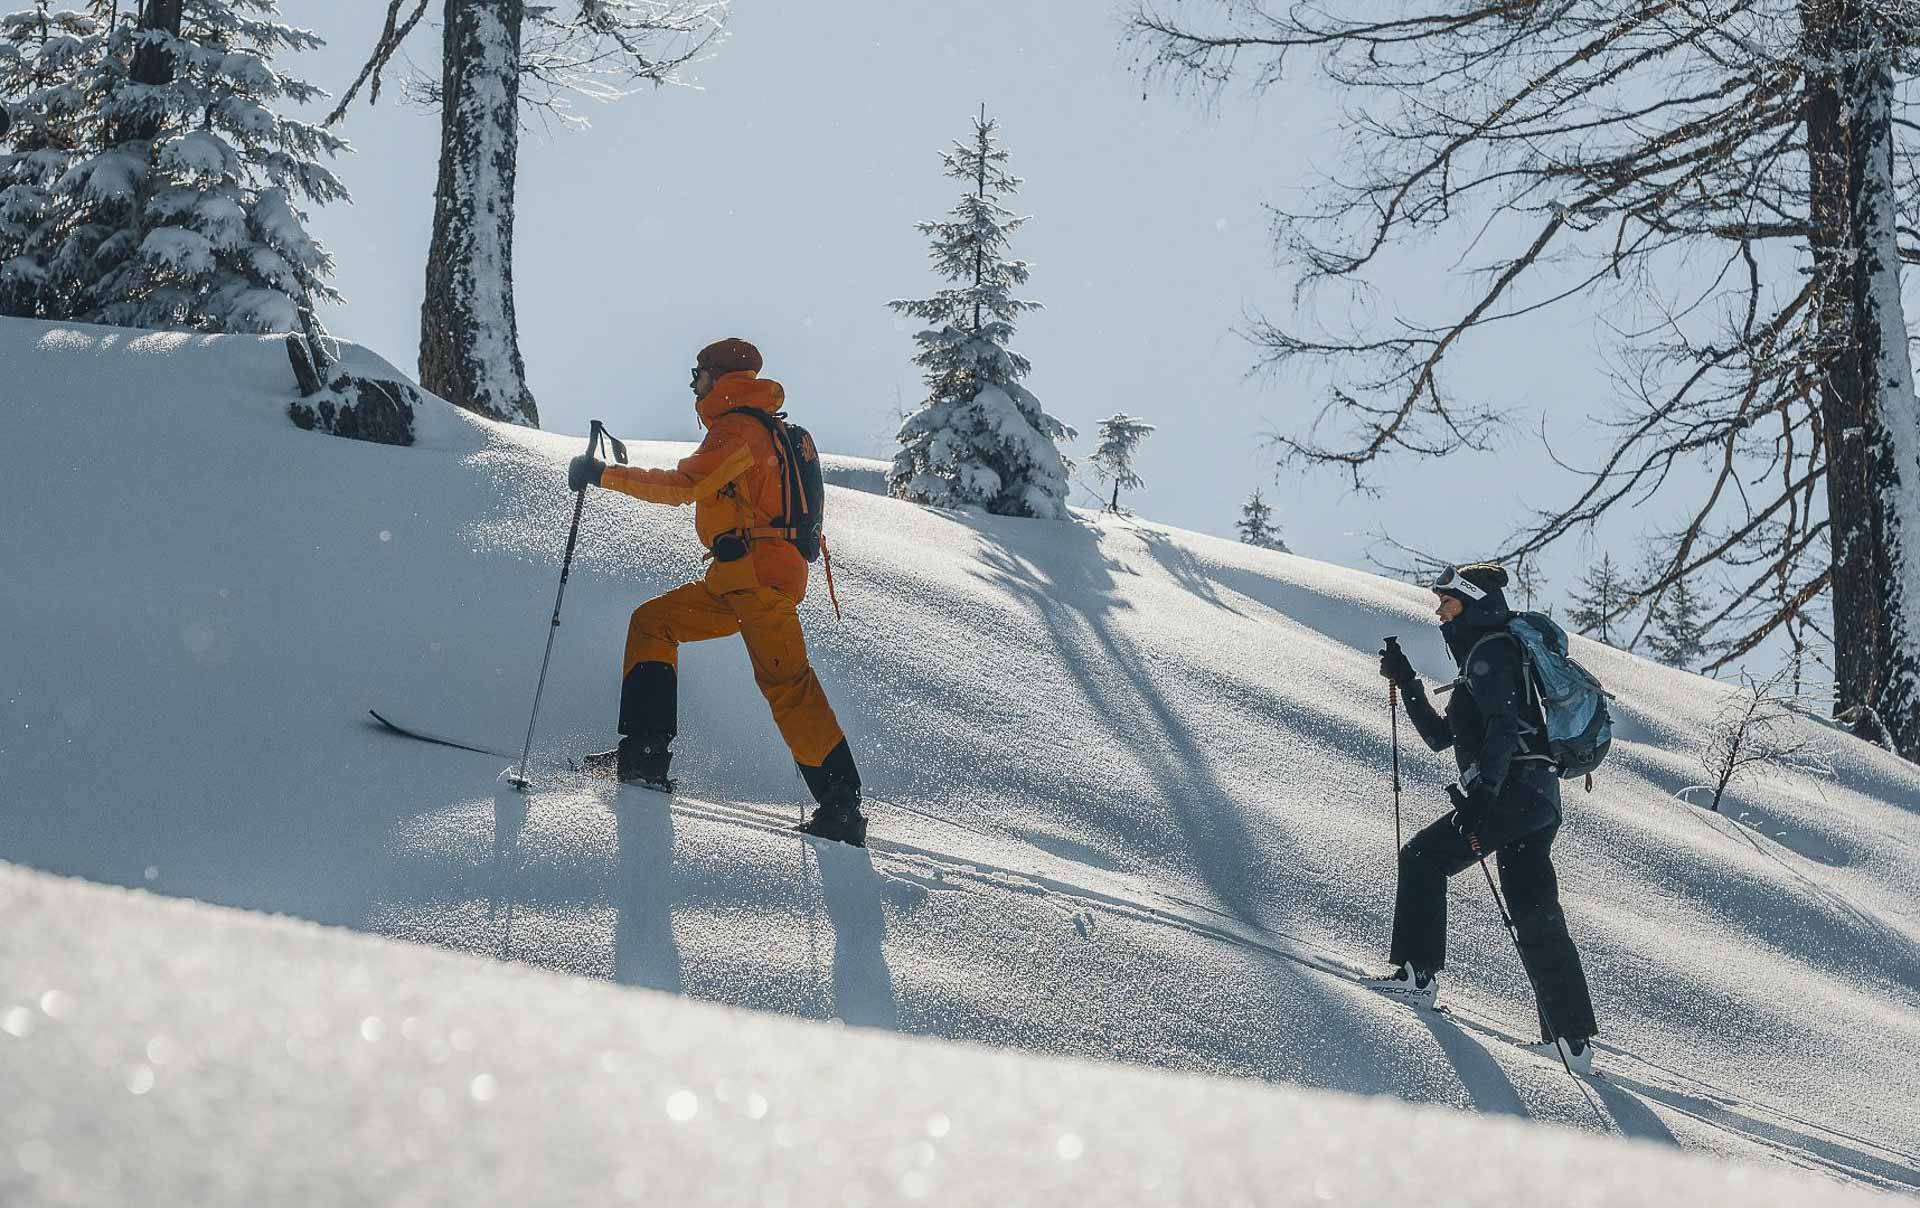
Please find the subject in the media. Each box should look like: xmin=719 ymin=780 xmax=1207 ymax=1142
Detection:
xmin=722 ymin=407 xmax=825 ymax=562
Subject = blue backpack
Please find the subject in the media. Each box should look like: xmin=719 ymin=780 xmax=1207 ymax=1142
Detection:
xmin=1482 ymin=612 xmax=1615 ymax=783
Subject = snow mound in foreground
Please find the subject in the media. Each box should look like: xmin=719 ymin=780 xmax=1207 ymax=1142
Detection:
xmin=0 ymin=861 xmax=1890 ymax=1208
xmin=3 ymin=319 xmax=1918 ymax=1198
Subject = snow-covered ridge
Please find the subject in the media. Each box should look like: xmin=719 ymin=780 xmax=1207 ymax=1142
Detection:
xmin=3 ymin=318 xmax=1918 ymax=1199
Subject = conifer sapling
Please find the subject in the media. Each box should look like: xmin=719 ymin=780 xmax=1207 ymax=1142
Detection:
xmin=1236 ymin=487 xmax=1288 ymax=551
xmin=1567 ymin=553 xmax=1628 ymax=646
xmin=1088 ymin=413 xmax=1153 ymax=512
xmin=1648 ymin=575 xmax=1712 ymax=671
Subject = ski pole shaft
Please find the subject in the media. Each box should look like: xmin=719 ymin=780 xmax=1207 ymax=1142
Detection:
xmin=1389 ymin=682 xmax=1402 ymax=852
xmin=1384 ymin=636 xmax=1404 ymax=855
xmin=1480 ymin=855 xmax=1610 ymax=1127
xmin=1478 ymin=857 xmax=1574 ymax=1078
xmin=512 ymin=422 xmax=605 ymax=789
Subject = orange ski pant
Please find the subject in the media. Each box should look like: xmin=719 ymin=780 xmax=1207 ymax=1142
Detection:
xmin=624 ymin=582 xmax=846 ymax=768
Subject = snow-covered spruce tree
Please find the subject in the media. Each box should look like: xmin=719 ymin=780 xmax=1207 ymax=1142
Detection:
xmin=0 ymin=3 xmax=101 ymax=317
xmin=890 ymin=109 xmax=1073 ymax=519
xmin=1088 ymin=412 xmax=1153 ymax=513
xmin=1648 ymin=576 xmax=1712 ymax=671
xmin=11 ymin=0 xmax=348 ymax=332
xmin=1566 ymin=553 xmax=1629 ymax=646
xmin=1235 ymin=487 xmax=1287 ymax=552
xmin=330 ymin=1 xmax=729 ymax=429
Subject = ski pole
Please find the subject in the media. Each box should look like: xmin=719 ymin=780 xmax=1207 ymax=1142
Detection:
xmin=1476 ymin=853 xmax=1608 ymax=1127
xmin=510 ymin=421 xmax=627 ymax=790
xmin=1448 ymin=786 xmax=1591 ymax=1099
xmin=1384 ymin=636 xmax=1404 ymax=854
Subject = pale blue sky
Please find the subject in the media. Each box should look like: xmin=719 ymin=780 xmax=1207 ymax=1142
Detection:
xmin=289 ymin=2 xmax=1648 ymax=611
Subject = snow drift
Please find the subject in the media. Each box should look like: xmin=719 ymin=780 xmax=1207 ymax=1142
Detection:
xmin=0 ymin=861 xmax=1893 ymax=1207
xmin=2 ymin=319 xmax=1917 ymax=1200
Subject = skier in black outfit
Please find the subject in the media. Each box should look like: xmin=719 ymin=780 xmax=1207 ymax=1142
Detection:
xmin=1369 ymin=562 xmax=1601 ymax=1073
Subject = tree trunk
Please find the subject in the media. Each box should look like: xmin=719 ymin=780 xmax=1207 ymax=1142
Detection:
xmin=130 ymin=0 xmax=182 ymax=84
xmin=419 ymin=0 xmax=539 ymax=427
xmin=1845 ymin=20 xmax=1920 ymax=758
xmin=1805 ymin=1 xmax=1877 ymax=730
xmin=1803 ymin=1 xmax=1920 ymax=759
xmin=126 ymin=0 xmax=183 ymax=141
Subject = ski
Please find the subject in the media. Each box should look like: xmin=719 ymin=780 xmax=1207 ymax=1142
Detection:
xmin=367 ymin=710 xmax=515 ymax=760
xmin=605 ymin=772 xmax=677 ymax=796
xmin=883 ymin=799 xmax=995 ymax=841
xmin=1418 ymin=1004 xmax=1600 ymax=1079
xmin=601 ymin=778 xmax=868 ymax=847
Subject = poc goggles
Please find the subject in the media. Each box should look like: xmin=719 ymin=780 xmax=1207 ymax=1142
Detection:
xmin=1429 ymin=565 xmax=1488 ymax=601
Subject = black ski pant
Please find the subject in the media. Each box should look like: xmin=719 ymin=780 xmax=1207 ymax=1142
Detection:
xmin=1388 ymin=816 xmax=1600 ymax=1042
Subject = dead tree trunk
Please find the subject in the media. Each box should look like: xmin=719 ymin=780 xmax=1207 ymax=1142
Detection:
xmin=418 ymin=0 xmax=540 ymax=427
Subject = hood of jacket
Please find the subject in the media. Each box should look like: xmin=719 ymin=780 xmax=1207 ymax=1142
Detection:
xmin=1440 ymin=584 xmax=1514 ymax=665
xmin=697 ymin=371 xmax=784 ymax=427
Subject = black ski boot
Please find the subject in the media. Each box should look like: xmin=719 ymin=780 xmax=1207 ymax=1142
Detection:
xmin=797 ymin=797 xmax=868 ymax=847
xmin=582 ymin=734 xmax=673 ymax=792
xmin=795 ymin=739 xmax=866 ymax=846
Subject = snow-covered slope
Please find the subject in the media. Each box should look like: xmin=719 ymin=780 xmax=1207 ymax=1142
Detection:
xmin=0 ymin=860 xmax=1891 ymax=1207
xmin=3 ymin=319 xmax=1917 ymax=1198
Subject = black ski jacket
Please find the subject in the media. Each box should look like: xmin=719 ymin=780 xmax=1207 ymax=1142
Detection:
xmin=1401 ymin=593 xmax=1560 ymax=841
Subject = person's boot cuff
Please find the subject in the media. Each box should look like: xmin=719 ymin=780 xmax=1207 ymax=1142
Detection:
xmin=799 ymin=739 xmax=860 ymax=808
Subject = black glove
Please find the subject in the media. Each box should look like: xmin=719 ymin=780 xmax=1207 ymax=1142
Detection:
xmin=1446 ymin=782 xmax=1494 ymax=848
xmin=1379 ymin=640 xmax=1416 ymax=688
xmin=568 ymin=454 xmax=605 ymax=492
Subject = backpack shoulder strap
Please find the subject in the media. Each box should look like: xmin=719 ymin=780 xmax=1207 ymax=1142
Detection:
xmin=719 ymin=406 xmax=802 ymax=534
xmin=719 ymin=405 xmax=784 ymax=442
xmin=1465 ymin=628 xmax=1549 ymax=743
xmin=1462 ymin=629 xmax=1522 ymax=665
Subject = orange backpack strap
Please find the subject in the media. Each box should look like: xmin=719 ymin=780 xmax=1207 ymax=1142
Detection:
xmin=821 ymin=534 xmax=843 ymax=621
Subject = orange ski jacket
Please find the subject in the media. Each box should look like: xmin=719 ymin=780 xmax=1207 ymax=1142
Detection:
xmin=600 ymin=372 xmax=810 ymax=602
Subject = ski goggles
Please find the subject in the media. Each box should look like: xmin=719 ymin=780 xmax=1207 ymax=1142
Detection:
xmin=1428 ymin=565 xmax=1488 ymax=601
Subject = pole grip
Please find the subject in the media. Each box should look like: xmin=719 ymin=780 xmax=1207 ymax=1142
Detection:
xmin=587 ymin=419 xmax=628 ymax=466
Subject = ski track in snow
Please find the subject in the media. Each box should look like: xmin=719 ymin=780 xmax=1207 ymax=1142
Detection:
xmin=4 ymin=320 xmax=1920 ymax=1201
xmin=527 ymin=776 xmax=1920 ymax=1195
xmin=365 ymin=725 xmax=1920 ymax=1195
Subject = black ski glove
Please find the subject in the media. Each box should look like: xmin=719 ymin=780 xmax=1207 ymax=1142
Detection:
xmin=568 ymin=454 xmax=605 ymax=492
xmin=1446 ymin=783 xmax=1494 ymax=849
xmin=1379 ymin=640 xmax=1417 ymax=688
